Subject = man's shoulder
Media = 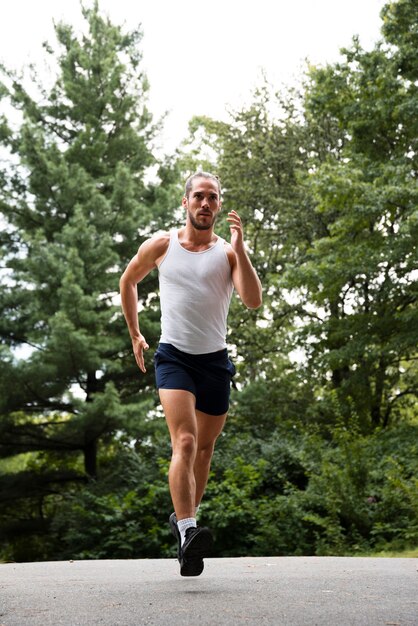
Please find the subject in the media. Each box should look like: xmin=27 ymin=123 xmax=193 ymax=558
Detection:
xmin=149 ymin=230 xmax=171 ymax=247
xmin=140 ymin=231 xmax=171 ymax=265
xmin=143 ymin=230 xmax=170 ymax=249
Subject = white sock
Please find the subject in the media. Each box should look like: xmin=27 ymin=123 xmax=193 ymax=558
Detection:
xmin=177 ymin=517 xmax=196 ymax=546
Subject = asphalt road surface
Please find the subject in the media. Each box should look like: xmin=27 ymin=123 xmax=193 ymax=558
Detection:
xmin=1 ymin=557 xmax=417 ymax=625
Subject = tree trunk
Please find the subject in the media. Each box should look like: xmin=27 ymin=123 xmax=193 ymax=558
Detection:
xmin=84 ymin=371 xmax=99 ymax=478
xmin=84 ymin=438 xmax=97 ymax=478
xmin=371 ymin=359 xmax=386 ymax=428
xmin=329 ymin=300 xmax=350 ymax=389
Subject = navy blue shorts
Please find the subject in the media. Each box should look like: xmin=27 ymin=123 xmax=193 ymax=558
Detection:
xmin=154 ymin=343 xmax=236 ymax=416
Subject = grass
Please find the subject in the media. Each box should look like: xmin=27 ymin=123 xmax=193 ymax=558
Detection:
xmin=356 ymin=547 xmax=418 ymax=558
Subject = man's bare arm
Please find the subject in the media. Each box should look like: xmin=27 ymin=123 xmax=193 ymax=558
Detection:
xmin=119 ymin=234 xmax=169 ymax=372
xmin=226 ymin=210 xmax=262 ymax=309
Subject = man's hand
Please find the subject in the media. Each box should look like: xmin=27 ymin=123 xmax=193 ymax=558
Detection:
xmin=132 ymin=335 xmax=149 ymax=373
xmin=226 ymin=210 xmax=245 ymax=253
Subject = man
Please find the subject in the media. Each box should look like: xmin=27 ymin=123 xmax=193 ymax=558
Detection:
xmin=120 ymin=172 xmax=262 ymax=576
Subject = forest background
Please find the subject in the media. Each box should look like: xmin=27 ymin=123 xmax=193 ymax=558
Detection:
xmin=0 ymin=0 xmax=417 ymax=562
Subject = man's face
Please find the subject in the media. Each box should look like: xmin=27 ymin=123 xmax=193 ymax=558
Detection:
xmin=182 ymin=177 xmax=221 ymax=231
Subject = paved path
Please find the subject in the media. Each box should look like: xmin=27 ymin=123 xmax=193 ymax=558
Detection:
xmin=1 ymin=557 xmax=417 ymax=625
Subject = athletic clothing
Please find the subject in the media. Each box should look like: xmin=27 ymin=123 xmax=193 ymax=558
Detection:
xmin=157 ymin=229 xmax=234 ymax=354
xmin=154 ymin=343 xmax=236 ymax=416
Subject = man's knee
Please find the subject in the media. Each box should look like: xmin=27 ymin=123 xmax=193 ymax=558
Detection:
xmin=196 ymin=441 xmax=216 ymax=463
xmin=173 ymin=432 xmax=197 ymax=458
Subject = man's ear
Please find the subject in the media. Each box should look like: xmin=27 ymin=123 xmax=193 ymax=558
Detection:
xmin=182 ymin=196 xmax=188 ymax=209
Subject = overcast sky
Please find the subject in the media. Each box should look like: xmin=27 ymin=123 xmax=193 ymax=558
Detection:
xmin=1 ymin=0 xmax=387 ymax=152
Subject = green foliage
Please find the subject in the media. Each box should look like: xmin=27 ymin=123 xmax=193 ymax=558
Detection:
xmin=201 ymin=420 xmax=418 ymax=557
xmin=297 ymin=28 xmax=418 ymax=427
xmin=1 ymin=412 xmax=416 ymax=561
xmin=50 ymin=457 xmax=173 ymax=560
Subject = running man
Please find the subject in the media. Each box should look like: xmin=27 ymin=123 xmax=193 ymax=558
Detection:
xmin=120 ymin=172 xmax=262 ymax=576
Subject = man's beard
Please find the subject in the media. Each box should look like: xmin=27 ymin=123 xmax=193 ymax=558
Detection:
xmin=188 ymin=210 xmax=218 ymax=231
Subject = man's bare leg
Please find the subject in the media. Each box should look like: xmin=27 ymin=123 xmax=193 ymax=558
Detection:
xmin=194 ymin=409 xmax=227 ymax=509
xmin=159 ymin=388 xmax=198 ymax=520
xmin=160 ymin=388 xmax=214 ymax=577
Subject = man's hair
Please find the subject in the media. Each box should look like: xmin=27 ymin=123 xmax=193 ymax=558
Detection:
xmin=184 ymin=171 xmax=221 ymax=198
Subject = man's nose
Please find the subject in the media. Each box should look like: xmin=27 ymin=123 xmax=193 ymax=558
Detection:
xmin=201 ymin=197 xmax=209 ymax=208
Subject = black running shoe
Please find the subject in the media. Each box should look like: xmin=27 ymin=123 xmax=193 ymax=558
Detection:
xmin=179 ymin=526 xmax=213 ymax=577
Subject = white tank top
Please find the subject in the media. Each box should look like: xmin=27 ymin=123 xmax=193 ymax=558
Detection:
xmin=158 ymin=229 xmax=234 ymax=354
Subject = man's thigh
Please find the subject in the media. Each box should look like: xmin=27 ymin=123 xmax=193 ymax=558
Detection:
xmin=195 ymin=409 xmax=227 ymax=449
xmin=159 ymin=388 xmax=197 ymax=442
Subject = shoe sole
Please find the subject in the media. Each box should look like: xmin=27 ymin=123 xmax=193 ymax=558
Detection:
xmin=181 ymin=556 xmax=205 ymax=577
xmin=180 ymin=528 xmax=213 ymax=577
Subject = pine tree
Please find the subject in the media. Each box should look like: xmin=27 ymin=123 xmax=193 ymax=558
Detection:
xmin=0 ymin=2 xmax=164 ymax=553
